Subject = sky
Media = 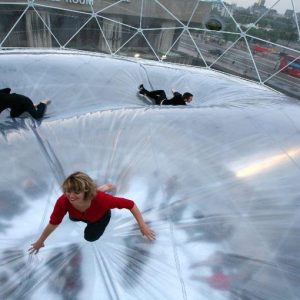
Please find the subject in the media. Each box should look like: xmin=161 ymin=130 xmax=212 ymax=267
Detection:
xmin=225 ymin=0 xmax=300 ymax=14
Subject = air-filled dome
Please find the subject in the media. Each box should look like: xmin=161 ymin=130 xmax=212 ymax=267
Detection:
xmin=1 ymin=1 xmax=300 ymax=300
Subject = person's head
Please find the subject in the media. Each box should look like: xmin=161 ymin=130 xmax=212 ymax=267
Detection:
xmin=183 ymin=92 xmax=193 ymax=103
xmin=62 ymin=171 xmax=97 ymax=202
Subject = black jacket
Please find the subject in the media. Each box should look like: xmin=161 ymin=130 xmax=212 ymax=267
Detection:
xmin=0 ymin=88 xmax=46 ymax=119
xmin=162 ymin=92 xmax=186 ymax=105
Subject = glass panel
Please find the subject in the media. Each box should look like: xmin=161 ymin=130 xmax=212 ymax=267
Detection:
xmin=35 ymin=6 xmax=91 ymax=46
xmin=34 ymin=0 xmax=93 ymax=13
xmin=66 ymin=15 xmax=138 ymax=53
xmin=66 ymin=17 xmax=109 ymax=53
xmin=188 ymin=29 xmax=240 ymax=68
xmin=190 ymin=1 xmax=241 ymax=34
xmin=2 ymin=7 xmax=59 ymax=48
xmin=116 ymin=32 xmax=158 ymax=61
xmin=225 ymin=0 xmax=260 ymax=10
xmin=163 ymin=30 xmax=207 ymax=66
xmin=98 ymin=0 xmax=141 ymax=28
xmin=188 ymin=0 xmax=225 ymax=30
xmin=143 ymin=28 xmax=177 ymax=59
xmin=0 ymin=4 xmax=27 ymax=45
xmin=158 ymin=0 xmax=199 ymax=26
xmin=99 ymin=17 xmax=137 ymax=53
xmin=210 ymin=36 xmax=260 ymax=81
xmin=231 ymin=0 xmax=300 ymax=49
xmin=141 ymin=0 xmax=183 ymax=28
xmin=94 ymin=0 xmax=132 ymax=14
xmin=261 ymin=43 xmax=300 ymax=99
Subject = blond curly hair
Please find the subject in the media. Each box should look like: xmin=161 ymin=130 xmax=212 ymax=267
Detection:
xmin=62 ymin=171 xmax=97 ymax=201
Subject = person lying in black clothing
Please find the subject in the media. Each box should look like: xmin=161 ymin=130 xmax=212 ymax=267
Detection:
xmin=0 ymin=88 xmax=51 ymax=119
xmin=138 ymin=84 xmax=193 ymax=106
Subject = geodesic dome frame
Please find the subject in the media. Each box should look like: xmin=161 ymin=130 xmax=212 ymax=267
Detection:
xmin=1 ymin=2 xmax=300 ymax=300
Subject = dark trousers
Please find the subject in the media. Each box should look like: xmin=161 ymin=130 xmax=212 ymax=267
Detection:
xmin=70 ymin=210 xmax=111 ymax=242
xmin=143 ymin=89 xmax=167 ymax=105
xmin=9 ymin=94 xmax=46 ymax=119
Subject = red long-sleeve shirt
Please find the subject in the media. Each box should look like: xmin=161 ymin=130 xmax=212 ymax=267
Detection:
xmin=50 ymin=191 xmax=135 ymax=225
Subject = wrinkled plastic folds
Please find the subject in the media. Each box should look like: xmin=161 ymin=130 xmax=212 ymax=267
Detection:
xmin=1 ymin=50 xmax=300 ymax=300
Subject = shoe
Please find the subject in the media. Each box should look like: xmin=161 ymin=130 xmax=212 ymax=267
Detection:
xmin=139 ymin=90 xmax=146 ymax=96
xmin=41 ymin=100 xmax=51 ymax=105
xmin=138 ymin=84 xmax=144 ymax=90
xmin=0 ymin=88 xmax=11 ymax=94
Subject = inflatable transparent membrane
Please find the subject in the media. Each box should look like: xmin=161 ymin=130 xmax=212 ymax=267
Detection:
xmin=0 ymin=51 xmax=300 ymax=300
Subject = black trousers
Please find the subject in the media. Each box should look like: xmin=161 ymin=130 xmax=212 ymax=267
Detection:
xmin=143 ymin=89 xmax=167 ymax=105
xmin=70 ymin=210 xmax=111 ymax=242
xmin=9 ymin=94 xmax=47 ymax=119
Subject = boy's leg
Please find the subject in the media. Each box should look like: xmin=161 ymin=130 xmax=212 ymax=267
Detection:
xmin=10 ymin=108 xmax=22 ymax=118
xmin=10 ymin=95 xmax=47 ymax=119
xmin=84 ymin=210 xmax=111 ymax=242
xmin=26 ymin=102 xmax=47 ymax=119
xmin=142 ymin=90 xmax=167 ymax=105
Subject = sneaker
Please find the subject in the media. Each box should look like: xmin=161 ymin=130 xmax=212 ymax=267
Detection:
xmin=0 ymin=88 xmax=11 ymax=94
xmin=138 ymin=84 xmax=144 ymax=90
xmin=41 ymin=100 xmax=51 ymax=105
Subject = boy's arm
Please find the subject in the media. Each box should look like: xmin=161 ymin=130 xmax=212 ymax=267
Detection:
xmin=130 ymin=204 xmax=156 ymax=240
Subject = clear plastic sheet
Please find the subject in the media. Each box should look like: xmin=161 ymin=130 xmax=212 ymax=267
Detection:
xmin=1 ymin=51 xmax=300 ymax=300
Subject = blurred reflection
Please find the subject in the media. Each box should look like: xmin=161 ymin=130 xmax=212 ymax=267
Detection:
xmin=0 ymin=190 xmax=27 ymax=224
xmin=185 ymin=212 xmax=234 ymax=244
xmin=0 ymin=248 xmax=36 ymax=299
xmin=0 ymin=118 xmax=29 ymax=136
xmin=234 ymin=148 xmax=300 ymax=178
xmin=190 ymin=250 xmax=281 ymax=299
xmin=157 ymin=175 xmax=182 ymax=221
xmin=22 ymin=177 xmax=48 ymax=199
xmin=0 ymin=221 xmax=9 ymax=232
xmin=117 ymin=171 xmax=131 ymax=195
xmin=169 ymin=199 xmax=187 ymax=222
xmin=192 ymin=265 xmax=231 ymax=291
xmin=122 ymin=230 xmax=153 ymax=288
xmin=144 ymin=170 xmax=161 ymax=209
xmin=47 ymin=244 xmax=83 ymax=300
xmin=164 ymin=175 xmax=179 ymax=200
xmin=275 ymin=230 xmax=300 ymax=298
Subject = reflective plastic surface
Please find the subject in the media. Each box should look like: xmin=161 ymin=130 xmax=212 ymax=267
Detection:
xmin=0 ymin=51 xmax=300 ymax=300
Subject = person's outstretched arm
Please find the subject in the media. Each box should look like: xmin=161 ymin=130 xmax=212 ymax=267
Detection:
xmin=28 ymin=223 xmax=58 ymax=254
xmin=130 ymin=204 xmax=156 ymax=240
xmin=98 ymin=183 xmax=115 ymax=192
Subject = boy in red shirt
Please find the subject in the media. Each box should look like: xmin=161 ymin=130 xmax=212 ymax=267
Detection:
xmin=29 ymin=172 xmax=155 ymax=254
